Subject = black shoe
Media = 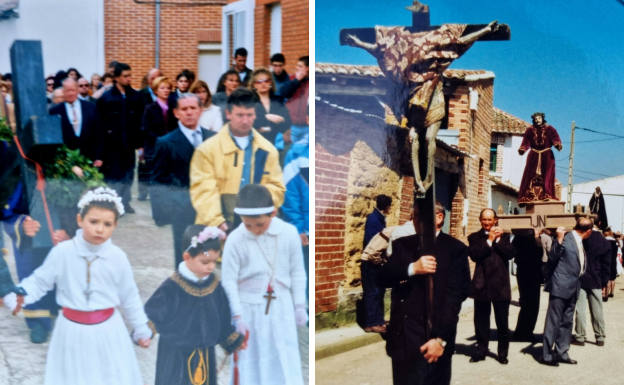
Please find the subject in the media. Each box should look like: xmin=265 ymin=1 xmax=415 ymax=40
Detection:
xmin=603 ymin=296 xmax=608 ymax=302
xmin=540 ymin=358 xmax=559 ymax=367
xmin=497 ymin=356 xmax=509 ymax=365
xmin=596 ymin=340 xmax=605 ymax=346
xmin=125 ymin=205 xmax=135 ymax=214
xmin=609 ymin=293 xmax=614 ymax=298
xmin=559 ymin=357 xmax=578 ymax=365
xmin=571 ymin=340 xmax=585 ymax=346
xmin=469 ymin=355 xmax=485 ymax=363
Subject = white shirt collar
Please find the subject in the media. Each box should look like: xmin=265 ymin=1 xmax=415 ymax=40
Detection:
xmin=178 ymin=122 xmax=201 ymax=145
xmin=178 ymin=261 xmax=211 ymax=283
xmin=73 ymin=229 xmax=111 ymax=257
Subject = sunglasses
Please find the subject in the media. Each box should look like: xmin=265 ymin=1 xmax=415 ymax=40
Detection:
xmin=46 ymin=83 xmax=54 ymax=87
xmin=78 ymin=84 xmax=90 ymax=87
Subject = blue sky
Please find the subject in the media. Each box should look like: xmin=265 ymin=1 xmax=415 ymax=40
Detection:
xmin=315 ymin=0 xmax=624 ymax=185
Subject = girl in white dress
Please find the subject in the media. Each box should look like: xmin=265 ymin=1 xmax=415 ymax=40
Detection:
xmin=3 ymin=187 xmax=152 ymax=385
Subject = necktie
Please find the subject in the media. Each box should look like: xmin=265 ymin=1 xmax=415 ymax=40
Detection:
xmin=192 ymin=130 xmax=202 ymax=148
xmin=71 ymin=103 xmax=79 ymax=136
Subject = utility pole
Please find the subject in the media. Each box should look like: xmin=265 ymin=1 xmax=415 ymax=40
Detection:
xmin=567 ymin=121 xmax=575 ymax=211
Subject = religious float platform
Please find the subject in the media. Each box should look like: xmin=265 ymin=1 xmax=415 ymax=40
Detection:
xmin=497 ymin=200 xmax=583 ymax=233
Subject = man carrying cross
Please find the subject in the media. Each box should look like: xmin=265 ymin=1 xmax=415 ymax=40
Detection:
xmin=221 ymin=184 xmax=307 ymax=385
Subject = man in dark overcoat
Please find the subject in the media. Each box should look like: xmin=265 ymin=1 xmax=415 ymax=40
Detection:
xmin=150 ymin=94 xmax=214 ymax=267
xmin=468 ymin=208 xmax=515 ymax=364
xmin=95 ymin=62 xmax=143 ymax=213
xmin=379 ymin=203 xmax=470 ymax=385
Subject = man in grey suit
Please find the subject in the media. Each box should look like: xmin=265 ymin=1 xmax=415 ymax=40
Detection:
xmin=541 ymin=217 xmax=593 ymax=366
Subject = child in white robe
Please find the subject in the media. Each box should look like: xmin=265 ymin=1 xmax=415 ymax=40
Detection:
xmin=3 ymin=187 xmax=152 ymax=385
xmin=222 ymin=184 xmax=307 ymax=385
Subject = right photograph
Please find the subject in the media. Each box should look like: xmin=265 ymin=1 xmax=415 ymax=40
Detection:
xmin=315 ymin=1 xmax=624 ymax=384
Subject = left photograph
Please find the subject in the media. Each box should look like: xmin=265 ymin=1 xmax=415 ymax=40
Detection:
xmin=0 ymin=0 xmax=309 ymax=384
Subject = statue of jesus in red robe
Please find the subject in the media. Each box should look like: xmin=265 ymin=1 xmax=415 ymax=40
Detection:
xmin=517 ymin=112 xmax=562 ymax=203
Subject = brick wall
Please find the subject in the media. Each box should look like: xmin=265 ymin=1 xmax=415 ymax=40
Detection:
xmin=105 ymin=0 xmax=307 ymax=86
xmin=105 ymin=0 xmax=222 ymax=84
xmin=254 ymin=0 xmax=309 ymax=74
xmin=315 ymin=145 xmax=349 ymax=313
xmin=447 ymin=79 xmax=495 ymax=238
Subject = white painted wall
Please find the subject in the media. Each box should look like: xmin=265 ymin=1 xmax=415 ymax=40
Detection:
xmin=500 ymin=135 xmax=527 ymax=187
xmin=561 ymin=175 xmax=624 ymax=232
xmin=0 ymin=0 xmax=104 ymax=78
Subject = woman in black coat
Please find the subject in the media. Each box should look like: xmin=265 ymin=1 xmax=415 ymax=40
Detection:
xmin=248 ymin=68 xmax=292 ymax=145
xmin=141 ymin=76 xmax=176 ymax=172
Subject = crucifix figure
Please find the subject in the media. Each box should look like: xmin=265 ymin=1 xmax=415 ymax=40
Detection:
xmin=263 ymin=283 xmax=276 ymax=315
xmin=341 ymin=1 xmax=510 ymax=338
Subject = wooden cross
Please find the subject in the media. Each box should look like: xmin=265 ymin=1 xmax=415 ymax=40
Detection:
xmin=263 ymin=284 xmax=276 ymax=315
xmin=10 ymin=40 xmax=63 ymax=247
xmin=340 ymin=2 xmax=510 ymax=339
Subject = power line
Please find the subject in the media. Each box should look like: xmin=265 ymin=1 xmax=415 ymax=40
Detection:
xmin=556 ymin=166 xmax=609 ymax=180
xmin=562 ymin=137 xmax=624 ymax=144
xmin=554 ymin=161 xmax=614 ymax=178
xmin=576 ymin=126 xmax=624 ymax=140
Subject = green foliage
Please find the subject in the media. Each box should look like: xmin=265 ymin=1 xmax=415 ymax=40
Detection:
xmin=44 ymin=146 xmax=106 ymax=208
xmin=0 ymin=116 xmax=12 ymax=142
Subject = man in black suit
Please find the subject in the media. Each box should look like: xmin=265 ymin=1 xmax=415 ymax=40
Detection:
xmin=468 ymin=208 xmax=514 ymax=364
xmin=150 ymin=93 xmax=214 ymax=267
xmin=542 ymin=218 xmax=592 ymax=366
xmin=96 ymin=62 xmax=144 ymax=213
xmin=380 ymin=203 xmax=470 ymax=385
xmin=49 ymin=78 xmax=99 ymax=162
xmin=512 ymin=229 xmax=543 ymax=342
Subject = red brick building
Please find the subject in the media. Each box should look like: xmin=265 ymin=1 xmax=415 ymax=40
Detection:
xmin=104 ymin=0 xmax=307 ymax=91
xmin=315 ymin=63 xmax=512 ymax=319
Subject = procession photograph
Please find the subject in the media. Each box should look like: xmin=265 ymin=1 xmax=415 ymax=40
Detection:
xmin=0 ymin=0 xmax=309 ymax=384
xmin=315 ymin=1 xmax=624 ymax=385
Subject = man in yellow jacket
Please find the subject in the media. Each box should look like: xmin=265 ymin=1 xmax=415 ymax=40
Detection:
xmin=189 ymin=88 xmax=285 ymax=231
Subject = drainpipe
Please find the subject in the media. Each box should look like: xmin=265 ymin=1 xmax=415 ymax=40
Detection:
xmin=155 ymin=2 xmax=161 ymax=67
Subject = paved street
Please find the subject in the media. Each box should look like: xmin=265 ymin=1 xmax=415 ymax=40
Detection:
xmin=317 ymin=278 xmax=624 ymax=385
xmin=0 ymin=195 xmax=308 ymax=385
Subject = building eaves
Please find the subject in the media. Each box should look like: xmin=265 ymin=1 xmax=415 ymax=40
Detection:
xmin=316 ymin=62 xmax=495 ymax=81
xmin=493 ymin=107 xmax=528 ymax=135
xmin=489 ymin=175 xmax=519 ymax=193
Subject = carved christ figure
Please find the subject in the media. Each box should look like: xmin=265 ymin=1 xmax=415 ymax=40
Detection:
xmin=346 ymin=21 xmax=499 ymax=193
xmin=517 ymin=112 xmax=562 ymax=203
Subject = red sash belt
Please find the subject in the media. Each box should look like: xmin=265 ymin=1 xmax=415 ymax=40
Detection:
xmin=62 ymin=307 xmax=114 ymax=325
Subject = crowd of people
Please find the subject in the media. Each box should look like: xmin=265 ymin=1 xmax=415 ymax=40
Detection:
xmin=359 ymin=196 xmax=623 ymax=385
xmin=0 ymin=47 xmax=309 ymax=385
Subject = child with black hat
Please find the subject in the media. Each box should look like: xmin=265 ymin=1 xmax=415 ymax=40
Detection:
xmin=221 ymin=184 xmax=307 ymax=385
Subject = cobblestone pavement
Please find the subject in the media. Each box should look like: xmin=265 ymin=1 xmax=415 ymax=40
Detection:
xmin=316 ymin=276 xmax=624 ymax=385
xmin=0 ymin=196 xmax=308 ymax=385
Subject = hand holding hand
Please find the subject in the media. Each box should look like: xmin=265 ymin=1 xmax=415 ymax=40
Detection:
xmin=295 ymin=305 xmax=308 ymax=326
xmin=234 ymin=316 xmax=249 ymax=336
xmin=218 ymin=222 xmax=229 ymax=233
xmin=22 ymin=216 xmax=41 ymax=237
xmin=300 ymin=233 xmax=309 ymax=246
xmin=489 ymin=226 xmax=503 ymax=241
xmin=413 ymin=255 xmax=436 ymax=275
xmin=420 ymin=338 xmax=444 ymax=363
